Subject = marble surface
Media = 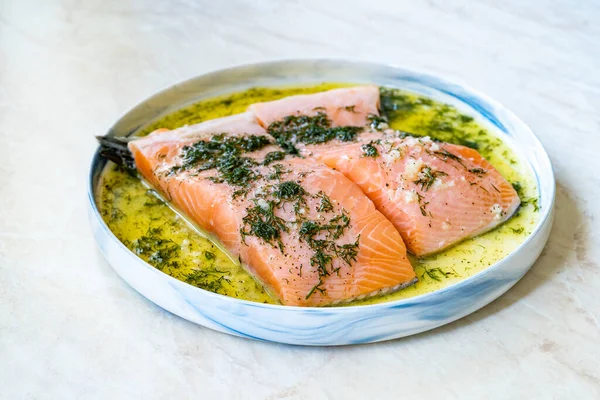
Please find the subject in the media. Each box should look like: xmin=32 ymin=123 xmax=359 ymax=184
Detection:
xmin=1 ymin=0 xmax=599 ymax=398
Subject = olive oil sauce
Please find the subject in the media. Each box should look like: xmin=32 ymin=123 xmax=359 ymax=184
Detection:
xmin=96 ymin=84 xmax=539 ymax=306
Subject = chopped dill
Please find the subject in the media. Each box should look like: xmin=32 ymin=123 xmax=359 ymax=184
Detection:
xmin=512 ymin=181 xmax=524 ymax=197
xmin=184 ymin=268 xmax=230 ymax=293
xmin=469 ymin=167 xmax=487 ymax=176
xmin=305 ymin=279 xmax=326 ymax=299
xmin=274 ymin=181 xmax=308 ymax=216
xmin=178 ymin=134 xmax=271 ymax=169
xmin=419 ymin=202 xmax=429 ymax=217
xmin=232 ymin=187 xmax=250 ymax=199
xmin=431 ymin=148 xmax=465 ymax=167
xmin=240 ymin=199 xmax=288 ymax=251
xmin=316 ymin=191 xmax=334 ymax=212
xmin=379 ymin=87 xmax=433 ymax=121
xmin=298 ymin=210 xmax=359 ymax=299
xmin=522 ymin=197 xmax=540 ymax=212
xmin=338 ymin=237 xmax=360 ymax=265
xmin=132 ymin=227 xmax=179 ymax=270
xmin=361 ymin=141 xmax=380 ymax=158
xmin=420 ymin=267 xmax=457 ymax=282
xmin=267 ymin=164 xmax=288 ymax=181
xmin=263 ymin=151 xmax=286 ymax=165
xmin=267 ymin=112 xmax=362 ymax=153
xmin=367 ymin=114 xmax=388 ymax=130
xmin=413 ymin=192 xmax=430 ymax=217
xmin=273 ymin=181 xmax=306 ymax=200
xmin=206 ymin=155 xmax=261 ymax=187
xmin=414 ymin=166 xmax=448 ymax=192
xmin=172 ymin=134 xmax=275 ymax=189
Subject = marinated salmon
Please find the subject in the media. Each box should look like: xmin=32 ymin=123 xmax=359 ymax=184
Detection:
xmin=249 ymin=87 xmax=521 ymax=256
xmin=317 ymin=136 xmax=521 ymax=255
xmin=125 ymin=113 xmax=416 ymax=306
xmin=249 ymin=85 xmax=380 ymax=128
xmin=97 ymin=85 xmax=523 ymax=304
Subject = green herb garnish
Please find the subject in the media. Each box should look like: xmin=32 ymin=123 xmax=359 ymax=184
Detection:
xmin=367 ymin=114 xmax=388 ymax=130
xmin=184 ymin=268 xmax=230 ymax=293
xmin=413 ymin=166 xmax=448 ymax=192
xmin=469 ymin=167 xmax=487 ymax=176
xmin=240 ymin=199 xmax=288 ymax=251
xmin=179 ymin=134 xmax=271 ymax=169
xmin=132 ymin=228 xmax=179 ymax=270
xmin=316 ymin=191 xmax=334 ymax=212
xmin=431 ymin=148 xmax=465 ymax=167
xmin=263 ymin=151 xmax=286 ymax=165
xmin=274 ymin=181 xmax=306 ymax=200
xmin=361 ymin=141 xmax=380 ymax=158
xmin=267 ymin=113 xmax=362 ymax=153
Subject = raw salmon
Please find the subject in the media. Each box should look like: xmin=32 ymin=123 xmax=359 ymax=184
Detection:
xmin=248 ymin=87 xmax=521 ymax=256
xmin=249 ymin=85 xmax=380 ymax=128
xmin=316 ymin=136 xmax=521 ymax=255
xmin=126 ymin=113 xmax=416 ymax=306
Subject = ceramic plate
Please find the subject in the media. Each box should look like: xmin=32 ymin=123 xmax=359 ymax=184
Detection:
xmin=88 ymin=60 xmax=554 ymax=346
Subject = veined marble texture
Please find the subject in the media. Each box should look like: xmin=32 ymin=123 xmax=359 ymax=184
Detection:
xmin=1 ymin=0 xmax=599 ymax=399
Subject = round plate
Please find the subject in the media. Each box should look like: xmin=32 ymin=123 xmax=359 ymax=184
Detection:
xmin=88 ymin=60 xmax=555 ymax=346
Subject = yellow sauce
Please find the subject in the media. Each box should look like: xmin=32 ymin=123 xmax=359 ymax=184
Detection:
xmin=96 ymin=83 xmax=539 ymax=306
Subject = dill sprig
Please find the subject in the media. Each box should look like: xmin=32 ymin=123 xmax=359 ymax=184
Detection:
xmin=431 ymin=148 xmax=465 ymax=167
xmin=240 ymin=199 xmax=288 ymax=251
xmin=184 ymin=268 xmax=230 ymax=293
xmin=469 ymin=167 xmax=487 ymax=176
xmin=413 ymin=166 xmax=448 ymax=192
xmin=316 ymin=191 xmax=334 ymax=212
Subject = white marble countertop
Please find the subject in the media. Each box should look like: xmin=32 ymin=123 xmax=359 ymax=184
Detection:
xmin=1 ymin=0 xmax=599 ymax=398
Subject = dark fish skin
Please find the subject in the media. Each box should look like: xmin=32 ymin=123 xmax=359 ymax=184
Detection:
xmin=96 ymin=135 xmax=136 ymax=172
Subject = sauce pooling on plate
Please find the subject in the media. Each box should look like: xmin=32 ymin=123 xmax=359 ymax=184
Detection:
xmin=96 ymin=83 xmax=540 ymax=306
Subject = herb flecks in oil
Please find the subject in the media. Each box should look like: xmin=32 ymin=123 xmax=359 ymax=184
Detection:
xmin=367 ymin=114 xmax=389 ymax=131
xmin=420 ymin=267 xmax=457 ymax=282
xmin=184 ymin=268 xmax=230 ymax=293
xmin=132 ymin=227 xmax=180 ymax=270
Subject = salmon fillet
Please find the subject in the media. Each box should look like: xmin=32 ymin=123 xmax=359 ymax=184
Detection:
xmin=128 ymin=113 xmax=416 ymax=306
xmin=317 ymin=136 xmax=521 ymax=255
xmin=249 ymin=85 xmax=380 ymax=128
xmin=248 ymin=87 xmax=521 ymax=256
